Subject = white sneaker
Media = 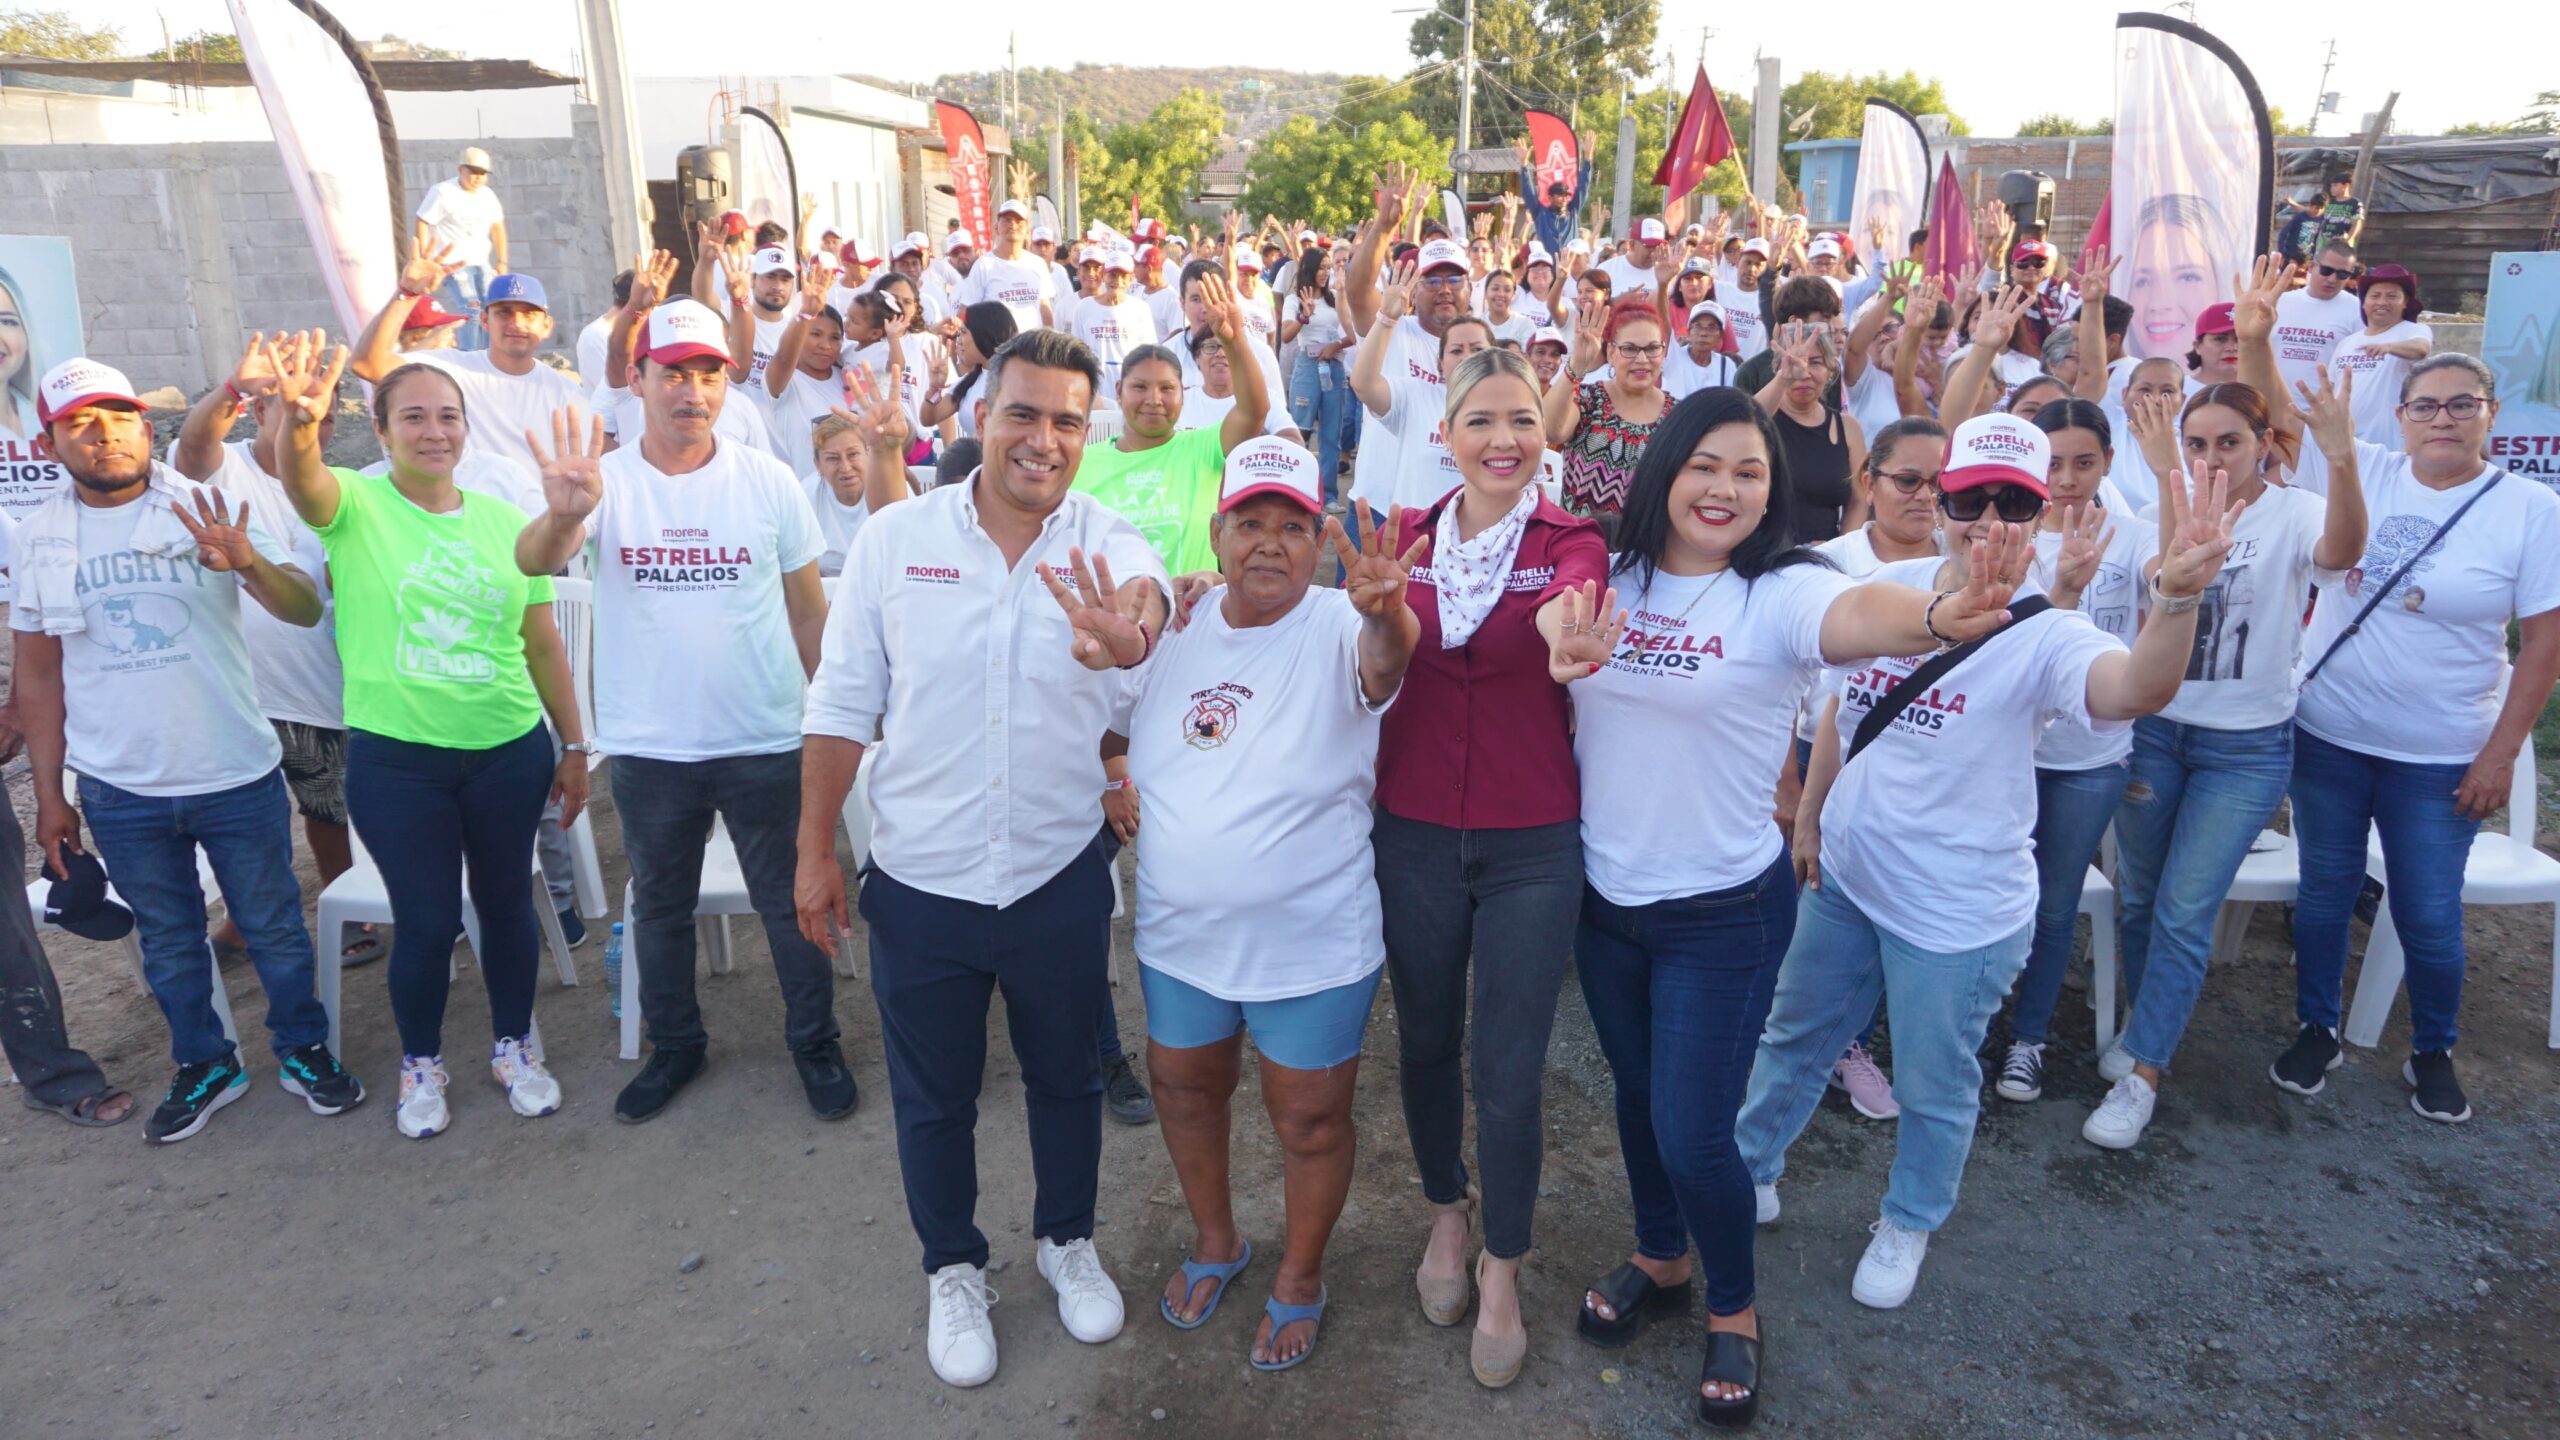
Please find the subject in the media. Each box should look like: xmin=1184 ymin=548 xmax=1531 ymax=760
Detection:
xmin=491 ymin=1036 xmax=562 ymax=1118
xmin=1754 ymin=1183 xmax=1781 ymax=1226
xmin=1035 ymin=1236 xmax=1126 ymax=1343
xmin=2096 ymin=1038 xmax=2136 ymax=1084
xmin=397 ymin=1057 xmax=450 ymax=1140
xmin=1851 ymin=1217 xmax=1931 ymax=1310
xmin=2082 ymin=1073 xmax=2158 ymax=1150
xmin=926 ymin=1263 xmax=999 ymax=1387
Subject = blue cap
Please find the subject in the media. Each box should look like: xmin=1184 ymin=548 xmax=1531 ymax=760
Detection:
xmin=485 ymin=272 xmax=549 ymax=312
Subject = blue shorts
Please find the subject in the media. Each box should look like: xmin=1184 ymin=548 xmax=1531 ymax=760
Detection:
xmin=1136 ymin=963 xmax=1382 ymax=1071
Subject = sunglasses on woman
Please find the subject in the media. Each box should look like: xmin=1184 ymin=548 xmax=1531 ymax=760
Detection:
xmin=1938 ymin=484 xmax=2045 ymax=524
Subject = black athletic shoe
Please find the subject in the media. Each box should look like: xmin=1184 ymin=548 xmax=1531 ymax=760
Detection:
xmin=556 ymin=907 xmax=587 ymax=947
xmin=793 ymin=1040 xmax=859 ymax=1121
xmin=1103 ymin=1055 xmax=1156 ymax=1126
xmin=146 ymin=1055 xmax=250 ymax=1143
xmin=276 ymin=1043 xmax=365 ymax=1115
xmin=2270 ymin=1023 xmax=2344 ymax=1097
xmin=2404 ymin=1049 xmax=2472 ymax=1123
xmin=614 ymin=1044 xmax=706 ymax=1124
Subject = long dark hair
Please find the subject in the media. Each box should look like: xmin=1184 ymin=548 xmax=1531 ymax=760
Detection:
xmin=950 ymin=301 xmax=1019 ymax=408
xmin=1296 ymin=247 xmax=1334 ymax=311
xmin=1610 ymin=387 xmax=1833 ymax=592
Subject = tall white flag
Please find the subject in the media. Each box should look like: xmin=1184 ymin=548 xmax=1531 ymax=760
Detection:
xmin=227 ymin=0 xmax=400 ymax=339
xmin=2110 ymin=14 xmax=2273 ymax=361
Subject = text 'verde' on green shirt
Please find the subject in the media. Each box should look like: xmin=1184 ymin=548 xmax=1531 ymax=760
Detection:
xmin=313 ymin=467 xmax=555 ymax=749
xmin=1070 ymin=426 xmax=1228 ymax=578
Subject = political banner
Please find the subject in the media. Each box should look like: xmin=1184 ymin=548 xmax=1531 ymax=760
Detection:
xmin=0 ymin=235 xmax=82 ymax=518
xmin=1850 ymin=98 xmax=1930 ymax=269
xmin=226 ymin=0 xmax=402 ymax=341
xmin=1921 ymin=154 xmax=1976 ymax=289
xmin=2486 ymin=251 xmax=2560 ymax=490
xmin=1524 ymin=109 xmax=1580 ymax=204
xmin=936 ymin=102 xmax=994 ymax=250
xmin=1655 ymin=66 xmax=1738 ymax=204
xmin=737 ymin=107 xmax=798 ymax=254
xmin=2109 ymin=13 xmax=2273 ymax=361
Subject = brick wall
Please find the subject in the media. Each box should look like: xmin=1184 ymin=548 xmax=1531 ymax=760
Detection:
xmin=0 ymin=112 xmax=617 ymax=397
xmin=1942 ymin=137 xmax=2117 ymax=261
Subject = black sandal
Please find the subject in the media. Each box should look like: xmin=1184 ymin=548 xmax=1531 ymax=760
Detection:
xmin=1696 ymin=1327 xmax=1762 ymax=1429
xmin=1576 ymin=1261 xmax=1693 ymax=1348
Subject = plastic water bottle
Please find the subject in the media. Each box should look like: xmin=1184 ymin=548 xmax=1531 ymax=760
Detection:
xmin=603 ymin=923 xmax=625 ymax=1019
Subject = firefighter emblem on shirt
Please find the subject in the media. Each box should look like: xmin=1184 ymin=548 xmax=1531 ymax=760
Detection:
xmin=1185 ymin=691 xmax=1241 ymax=750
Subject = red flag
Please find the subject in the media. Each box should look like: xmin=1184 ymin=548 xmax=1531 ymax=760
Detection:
xmin=1524 ymin=109 xmax=1580 ymax=202
xmin=934 ymin=101 xmax=993 ymax=248
xmin=1654 ymin=67 xmax=1737 ymax=202
xmin=1922 ymin=154 xmax=1977 ymax=288
xmin=2077 ymin=187 xmax=2113 ymax=280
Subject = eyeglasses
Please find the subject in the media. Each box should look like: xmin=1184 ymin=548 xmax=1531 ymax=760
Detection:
xmin=1417 ymin=273 xmax=1470 ymax=290
xmin=1876 ymin=469 xmax=1937 ymax=495
xmin=2399 ymin=395 xmax=2488 ymax=422
xmin=2013 ymin=257 xmax=2049 ymax=269
xmin=2315 ymin=263 xmax=2359 ymax=279
xmin=1611 ymin=342 xmax=1666 ymax=360
xmin=1939 ymin=485 xmax=2045 ymax=523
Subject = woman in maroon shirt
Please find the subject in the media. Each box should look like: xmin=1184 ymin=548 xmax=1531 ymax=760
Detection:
xmin=1381 ymin=346 xmax=1610 ymax=1388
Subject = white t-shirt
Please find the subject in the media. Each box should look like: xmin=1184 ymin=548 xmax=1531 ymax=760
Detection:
xmin=1178 ymin=387 xmax=1293 ymax=438
xmin=764 ymin=365 xmax=847 ymax=481
xmin=1577 ymin=563 xmax=1855 ymax=904
xmin=1232 ymin=282 xmax=1280 ymax=351
xmin=744 ymin=313 xmax=791 ymax=393
xmin=594 ymin=382 xmax=775 ymax=456
xmin=1146 ymin=285 xmax=1189 ymax=346
xmin=1724 ymin=294 xmax=1768 ymax=360
xmin=587 ymin=439 xmax=826 ymax=761
xmin=11 ymin=477 xmax=291 ymax=795
xmin=1350 ymin=317 xmax=1444 ymax=514
xmin=1361 ymin=371 xmax=1459 ymax=514
xmin=1663 ymin=347 xmax=1739 ymax=401
xmin=414 ymin=179 xmax=504 ymax=269
xmin=1285 ymin=294 xmax=1345 ymax=353
xmin=408 ymin=350 xmax=588 ymax=487
xmin=1842 ymin=364 xmax=1900 ymax=440
xmin=1796 ymin=525 xmax=1938 ymax=741
xmin=2294 ymin=450 xmax=2560 ymax=763
xmin=924 ymin=259 xmax=967 ymax=317
xmin=2328 ymin=322 xmax=2431 ymax=447
xmin=1117 ymin=588 xmax=1393 ymax=1000
xmin=1488 ymin=311 xmax=1538 ymax=348
xmin=2027 ymin=522 xmax=2155 ymax=769
xmin=1819 ymin=556 xmax=2129 ymax=951
xmin=2271 ymin=288 xmax=2365 ymax=405
xmin=845 ymin=337 xmax=943 ymax=437
xmin=2154 ymin=480 xmax=2333 ymax=730
xmin=1598 ymin=255 xmax=1657 ymax=305
xmin=197 ymin=441 xmax=342 ymax=729
xmin=576 ymin=314 xmax=614 ymax=390
xmin=1514 ymin=289 xmax=1553 ymax=328
xmin=800 ymin=471 xmax=870 ymax=578
xmin=956 ymin=251 xmax=1054 ymax=332
xmin=1071 ymin=295 xmax=1160 ymax=393
xmin=1950 ymin=347 xmax=2045 ymax=392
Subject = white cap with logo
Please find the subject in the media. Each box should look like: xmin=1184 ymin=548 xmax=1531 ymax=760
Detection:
xmin=1415 ymin=238 xmax=1470 ymax=275
xmin=641 ymin=300 xmax=736 ymax=368
xmin=751 ymin=246 xmax=796 ymax=276
xmin=37 ymin=358 xmax=143 ymax=425
xmin=1942 ymin=413 xmax=2053 ymax=498
xmin=1219 ymin=436 xmax=1323 ymax=514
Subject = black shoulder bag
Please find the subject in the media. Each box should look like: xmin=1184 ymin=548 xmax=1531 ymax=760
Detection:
xmin=1845 ymin=598 xmax=2054 ymax=763
xmin=2299 ymin=473 xmax=2503 ymax=688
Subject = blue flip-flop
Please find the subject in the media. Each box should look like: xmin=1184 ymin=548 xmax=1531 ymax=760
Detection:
xmin=1158 ymin=1239 xmax=1253 ymax=1331
xmin=1249 ymin=1287 xmax=1329 ymax=1372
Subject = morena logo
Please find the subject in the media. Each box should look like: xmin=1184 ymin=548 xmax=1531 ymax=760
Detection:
xmin=903 ymin=564 xmax=961 ymax=585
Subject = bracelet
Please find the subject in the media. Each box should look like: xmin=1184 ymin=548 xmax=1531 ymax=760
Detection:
xmin=2149 ymin=573 xmax=2203 ymax=615
xmin=561 ymin=741 xmax=595 ymax=755
xmin=222 ymin=380 xmax=249 ymax=408
xmin=1922 ymin=590 xmax=1960 ymax=648
xmin=1102 ymin=779 xmax=1127 ymax=792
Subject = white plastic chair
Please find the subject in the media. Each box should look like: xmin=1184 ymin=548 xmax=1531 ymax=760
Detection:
xmin=547 ymin=577 xmax=610 ymax=919
xmin=617 ymin=818 xmax=760 ymax=1061
xmin=2345 ymin=732 xmax=2560 ymax=1049
xmin=315 ymin=834 xmax=573 ymax=1059
xmin=2208 ymin=828 xmax=2301 ymax=967
xmin=1086 ymin=411 xmax=1125 ymax=447
xmin=25 ymin=852 xmax=238 ymax=1044
xmin=2079 ymin=865 xmax=2122 ymax=1050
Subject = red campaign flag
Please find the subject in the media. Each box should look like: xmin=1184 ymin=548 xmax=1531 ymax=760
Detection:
xmin=1524 ymin=108 xmax=1580 ymax=201
xmin=935 ymin=101 xmax=994 ymax=248
xmin=1922 ymin=154 xmax=1978 ymax=288
xmin=1653 ymin=66 xmax=1737 ymax=202
xmin=2078 ymin=187 xmax=2113 ymax=280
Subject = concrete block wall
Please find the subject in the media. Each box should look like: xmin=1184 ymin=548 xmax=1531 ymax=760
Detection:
xmin=0 ymin=114 xmax=616 ymax=398
xmin=1943 ymin=137 xmax=2116 ymax=262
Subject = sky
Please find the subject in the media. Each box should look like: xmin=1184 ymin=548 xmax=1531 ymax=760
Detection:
xmin=86 ymin=0 xmax=2548 ymax=139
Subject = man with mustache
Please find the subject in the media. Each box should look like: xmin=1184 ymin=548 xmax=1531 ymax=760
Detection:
xmin=513 ymin=299 xmax=847 ymax=1126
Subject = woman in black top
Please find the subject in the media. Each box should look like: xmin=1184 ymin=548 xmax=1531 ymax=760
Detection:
xmin=1758 ymin=321 xmax=1868 ymax=542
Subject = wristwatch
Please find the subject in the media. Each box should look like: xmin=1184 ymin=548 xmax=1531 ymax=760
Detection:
xmin=562 ymin=741 xmax=595 ymax=756
xmin=2148 ymin=574 xmax=2203 ymax=615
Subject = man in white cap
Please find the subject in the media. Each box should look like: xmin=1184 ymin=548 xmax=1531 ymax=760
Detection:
xmin=1069 ymin=247 xmax=1159 ymax=394
xmin=1031 ymin=225 xmax=1078 ymax=309
xmin=353 ymin=249 xmax=586 ymax=489
xmin=1597 ymin=217 xmax=1666 ymax=305
xmin=413 ymin=146 xmax=508 ymax=350
xmin=729 ymin=245 xmax=806 ymax=393
xmin=879 ymin=233 xmax=953 ymax=330
xmin=1725 ymin=239 xmax=1773 ymax=360
xmin=926 ymin=230 xmax=976 ymax=320
xmin=1663 ymin=300 xmax=1740 ymax=398
xmin=513 ymin=299 xmax=849 ymax=1128
xmin=959 ymin=200 xmax=1057 ymax=332
xmin=1344 ymin=185 xmax=1476 ymax=522
xmin=823 ymin=238 xmax=882 ymax=320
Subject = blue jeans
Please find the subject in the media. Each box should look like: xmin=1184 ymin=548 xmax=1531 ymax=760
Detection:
xmin=1736 ymin=879 xmax=2028 ymax=1232
xmin=1289 ymin=356 xmax=1351 ymax=504
xmin=2011 ymin=761 xmax=2132 ymax=1045
xmin=2289 ymin=726 xmax=2479 ymax=1052
xmin=1576 ymin=854 xmax=1794 ymax=1316
xmin=439 ymin=264 xmax=496 ymax=350
xmin=78 ymin=768 xmax=324 ymax=1066
xmin=2112 ymin=717 xmax=2292 ymax=1069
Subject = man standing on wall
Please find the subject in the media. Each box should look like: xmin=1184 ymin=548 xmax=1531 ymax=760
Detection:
xmin=413 ymin=147 xmax=509 ymax=352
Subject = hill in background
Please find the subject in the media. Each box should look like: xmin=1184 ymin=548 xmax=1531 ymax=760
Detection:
xmin=846 ymin=63 xmax=1354 ymax=140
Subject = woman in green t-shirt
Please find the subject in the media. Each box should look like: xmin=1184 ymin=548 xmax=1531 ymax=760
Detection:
xmin=265 ymin=333 xmax=588 ymax=1142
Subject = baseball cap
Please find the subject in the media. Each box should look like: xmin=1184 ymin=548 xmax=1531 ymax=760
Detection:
xmin=403 ymin=293 xmax=468 ymax=330
xmin=893 ymin=232 xmax=929 ymax=260
xmin=1687 ymin=300 xmax=1727 ymax=329
xmin=1527 ymin=325 xmax=1568 ymax=352
xmin=1562 ymin=237 xmax=1591 ymax=257
xmin=640 ymin=299 xmax=734 ymax=368
xmin=997 ymin=199 xmax=1031 ymax=220
xmin=751 ymin=245 xmax=796 ymax=276
xmin=1219 ymin=436 xmax=1323 ymax=514
xmin=719 ymin=210 xmax=749 ymax=238
xmin=809 ymin=248 xmax=841 ymax=273
xmin=2194 ymin=302 xmax=2238 ymax=340
xmin=943 ymin=230 xmax=976 ymax=254
xmin=42 ymin=850 xmax=133 ymax=944
xmin=1524 ymin=244 xmax=1554 ymax=267
xmin=1680 ymin=256 xmax=1714 ymax=276
xmin=1031 ymin=225 xmax=1058 ymax=245
xmin=36 ymin=358 xmax=143 ymax=425
xmin=459 ymin=146 xmax=492 ymax=173
xmin=1416 ymin=238 xmax=1469 ymax=275
xmin=1683 ymin=223 xmax=1707 ymax=240
xmin=1635 ymin=218 xmax=1668 ymax=242
xmin=1941 ymin=413 xmax=2052 ymax=498
xmin=840 ymin=238 xmax=880 ymax=268
xmin=1297 ymin=229 xmax=1319 ymax=246
xmin=1138 ymin=244 xmax=1165 ymax=270
xmin=1741 ymin=238 xmax=1772 ymax=258
xmin=1134 ymin=218 xmax=1167 ymax=242
xmin=1807 ymin=236 xmax=1843 ymax=260
xmin=484 ymin=273 xmax=549 ymax=312
xmin=1103 ymin=247 xmax=1137 ymax=274
xmin=2012 ymin=240 xmax=2057 ymax=264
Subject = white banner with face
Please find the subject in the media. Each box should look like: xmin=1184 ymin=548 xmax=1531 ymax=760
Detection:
xmin=2110 ymin=17 xmax=2268 ymax=361
xmin=738 ymin=109 xmax=796 ymax=252
xmin=227 ymin=0 xmax=398 ymax=340
xmin=1851 ymin=102 xmax=1929 ymax=269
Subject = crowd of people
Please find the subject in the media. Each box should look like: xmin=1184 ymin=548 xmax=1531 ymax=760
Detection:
xmin=3 ymin=137 xmax=2552 ymax=1432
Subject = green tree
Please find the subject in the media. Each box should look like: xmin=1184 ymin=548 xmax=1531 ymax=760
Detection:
xmin=1242 ymin=113 xmax=1454 ymax=232
xmin=1771 ymin=71 xmax=1968 ymax=183
xmin=1577 ymin=79 xmax=1748 ymax=224
xmin=2447 ymin=90 xmax=2560 ymax=136
xmin=0 ymin=6 xmax=120 ymax=59
xmin=2264 ymin=106 xmax=2313 ymax=138
xmin=2016 ymin=112 xmax=2110 ymax=137
xmin=163 ymin=29 xmax=242 ymax=63
xmin=1054 ymin=88 xmax=1229 ymax=226
xmin=1402 ymin=0 xmax=1659 ymax=144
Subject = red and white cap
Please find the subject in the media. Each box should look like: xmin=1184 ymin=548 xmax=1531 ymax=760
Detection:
xmin=1686 ymin=300 xmax=1727 ymax=329
xmin=1741 ymin=237 xmax=1772 ymax=257
xmin=2011 ymin=239 xmax=2057 ymax=264
xmin=1103 ymin=246 xmax=1137 ymax=274
xmin=1031 ymin=224 xmax=1058 ymax=245
xmin=37 ymin=358 xmax=143 ymax=425
xmin=1941 ymin=413 xmax=2052 ymax=498
xmin=1635 ymin=218 xmax=1668 ymax=242
xmin=943 ymin=229 xmax=977 ymax=254
xmin=751 ymin=245 xmax=796 ymax=276
xmin=1134 ymin=218 xmax=1168 ymax=242
xmin=997 ymin=199 xmax=1031 ymax=221
xmin=641 ymin=299 xmax=735 ymax=368
xmin=1138 ymin=244 xmax=1166 ymax=270
xmin=840 ymin=238 xmax=880 ymax=268
xmin=1807 ymin=236 xmax=1843 ymax=260
xmin=1219 ymin=436 xmax=1323 ymax=514
xmin=1527 ymin=325 xmax=1569 ymax=351
xmin=1415 ymin=238 xmax=1470 ymax=275
xmin=893 ymin=232 xmax=930 ymax=260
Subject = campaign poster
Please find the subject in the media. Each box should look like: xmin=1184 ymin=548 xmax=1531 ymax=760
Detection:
xmin=0 ymin=235 xmax=83 ymax=518
xmin=2108 ymin=16 xmax=2272 ymax=362
xmin=2485 ymin=251 xmax=2560 ymax=490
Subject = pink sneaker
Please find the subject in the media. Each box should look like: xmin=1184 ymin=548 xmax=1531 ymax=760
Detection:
xmin=1830 ymin=1043 xmax=1900 ymax=1120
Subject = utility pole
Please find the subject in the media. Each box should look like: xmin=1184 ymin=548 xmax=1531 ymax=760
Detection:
xmin=1749 ymin=55 xmax=1780 ymax=205
xmin=1611 ymin=73 xmax=1635 ymax=240
xmin=1007 ymin=33 xmax=1018 ymax=135
xmin=2310 ymin=38 xmax=2336 ymax=136
xmin=1455 ymin=0 xmax=1476 ymax=201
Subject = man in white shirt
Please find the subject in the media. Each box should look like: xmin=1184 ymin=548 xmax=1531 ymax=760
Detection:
xmin=1598 ymin=217 xmax=1667 ymax=304
xmin=1345 ymin=192 xmax=1477 ymax=523
xmin=926 ymin=231 xmax=976 ymax=318
xmin=958 ymin=201 xmax=1057 ymax=331
xmin=351 ymin=254 xmax=587 ymax=492
xmin=1069 ymin=247 xmax=1159 ymax=392
xmin=2272 ymin=240 xmax=2367 ymax=402
xmin=1140 ymin=245 xmax=1186 ymax=344
xmin=14 ymin=358 xmax=358 ymax=1144
xmin=1031 ymin=225 xmax=1079 ymax=308
xmin=736 ymin=246 xmax=803 ymax=392
xmin=413 ymin=147 xmax=508 ymax=350
xmin=795 ymin=330 xmax=1170 ymax=1390
xmin=513 ymin=302 xmax=844 ymax=1127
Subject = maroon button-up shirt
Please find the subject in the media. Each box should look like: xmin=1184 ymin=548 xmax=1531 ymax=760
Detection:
xmin=1376 ymin=492 xmax=1608 ymax=830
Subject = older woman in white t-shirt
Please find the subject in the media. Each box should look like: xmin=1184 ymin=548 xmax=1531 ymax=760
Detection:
xmin=2326 ymin=263 xmax=2432 ymax=447
xmin=2283 ymin=354 xmax=2560 ymax=1125
xmin=1747 ymin=413 xmax=2241 ymax=1315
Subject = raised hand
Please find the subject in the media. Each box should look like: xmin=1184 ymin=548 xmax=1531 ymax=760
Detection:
xmin=628 ymin=249 xmax=679 ymax=311
xmin=725 ymin=255 xmax=752 ymax=310
xmin=1324 ymin=505 xmax=1430 ymax=620
xmin=833 ymin=361 xmax=912 ymax=456
xmin=2154 ymin=458 xmax=2242 ymax=599
xmin=2051 ymin=502 xmax=2116 ymax=602
xmin=1471 ymin=209 xmax=1494 ymax=240
xmin=228 ymin=332 xmax=280 ymax=399
xmin=267 ymin=331 xmax=349 ymax=432
xmin=1973 ymin=285 xmax=2031 ymax=350
xmin=1377 ymin=260 xmax=1419 ymax=324
xmin=2291 ymin=363 xmax=2357 ymax=460
xmin=172 ymin=486 xmax=259 ymax=572
xmin=1376 ymin=161 xmax=1416 ymax=227
xmin=527 ymin=406 xmax=606 ymax=521
xmin=1198 ymin=271 xmax=1245 ymax=344
xmin=2076 ymin=247 xmax=2112 ymax=314
xmin=1928 ymin=523 xmax=2033 ymax=642
xmin=400 ymin=241 xmax=463 ymax=298
xmin=1973 ymin=198 xmax=2014 ymax=259
xmin=2123 ymin=389 xmax=2183 ymax=487
xmin=1903 ymin=272 xmax=1944 ymax=323
xmin=1008 ymin=159 xmax=1037 ymax=202
xmin=2232 ymin=254 xmax=2292 ymax=344
xmin=799 ymin=257 xmax=832 ymax=316
xmin=1038 ymin=547 xmax=1148 ymax=669
xmin=1547 ymin=579 xmax=1626 ymax=682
